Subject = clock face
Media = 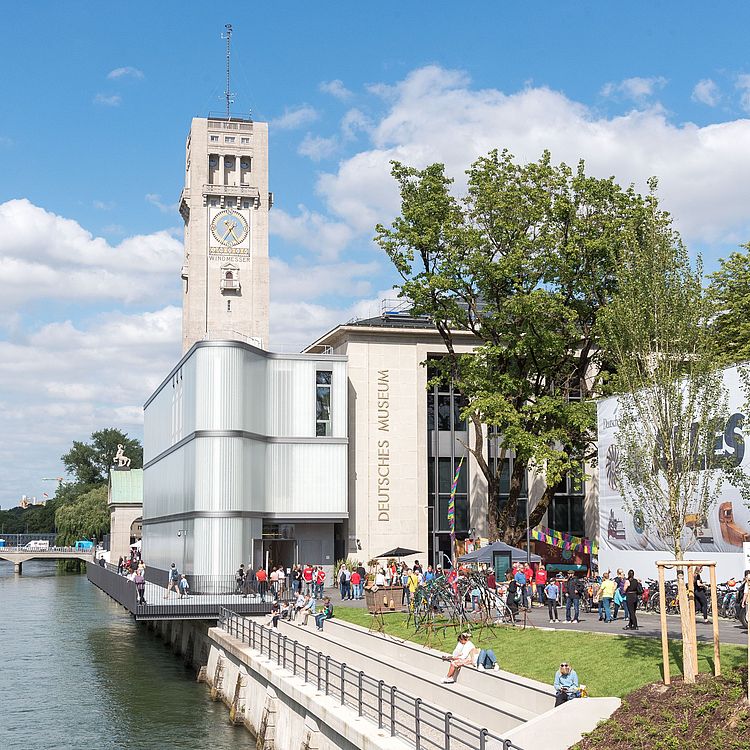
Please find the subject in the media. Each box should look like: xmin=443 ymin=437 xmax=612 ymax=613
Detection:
xmin=210 ymin=209 xmax=249 ymax=247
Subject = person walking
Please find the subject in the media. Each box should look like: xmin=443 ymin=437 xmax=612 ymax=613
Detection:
xmin=242 ymin=565 xmax=256 ymax=598
xmin=599 ymin=572 xmax=616 ymax=623
xmin=256 ymin=566 xmax=268 ymax=600
xmin=563 ymin=573 xmax=581 ymax=623
xmin=693 ymin=565 xmax=709 ymax=623
xmin=134 ymin=570 xmax=147 ymax=605
xmin=545 ymin=579 xmax=560 ymax=622
xmin=338 ymin=565 xmax=350 ymax=600
xmin=535 ymin=564 xmax=548 ymax=605
xmin=164 ymin=563 xmax=180 ymax=598
xmin=117 ymin=556 xmax=124 ymax=575
xmin=178 ymin=574 xmax=190 ymax=599
xmin=624 ymin=569 xmax=642 ymax=630
xmin=736 ymin=570 xmax=750 ymax=629
xmin=235 ymin=564 xmax=246 ymax=594
xmin=613 ymin=568 xmax=629 ymax=622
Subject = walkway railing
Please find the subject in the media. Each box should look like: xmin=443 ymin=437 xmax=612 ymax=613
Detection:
xmin=219 ymin=608 xmax=524 ymax=750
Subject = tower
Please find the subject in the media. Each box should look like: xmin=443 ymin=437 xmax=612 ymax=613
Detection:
xmin=179 ymin=29 xmax=270 ymax=352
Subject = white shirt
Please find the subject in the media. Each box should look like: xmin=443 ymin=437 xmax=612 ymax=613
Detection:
xmin=375 ymin=572 xmax=386 ymax=586
xmin=452 ymin=640 xmax=475 ymax=660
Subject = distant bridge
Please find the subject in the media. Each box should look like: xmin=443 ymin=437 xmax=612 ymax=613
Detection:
xmin=0 ymin=546 xmax=94 ymax=573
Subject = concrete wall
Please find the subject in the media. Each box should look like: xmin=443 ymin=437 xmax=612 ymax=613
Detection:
xmin=109 ymin=504 xmax=142 ymax=563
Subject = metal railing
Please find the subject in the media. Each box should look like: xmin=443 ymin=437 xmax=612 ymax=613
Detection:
xmin=219 ymin=608 xmax=524 ymax=750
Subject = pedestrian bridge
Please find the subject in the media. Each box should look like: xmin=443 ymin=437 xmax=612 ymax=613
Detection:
xmin=0 ymin=546 xmax=94 ymax=573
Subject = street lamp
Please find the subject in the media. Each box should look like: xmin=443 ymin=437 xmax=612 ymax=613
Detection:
xmin=525 ymin=497 xmax=531 ymax=565
xmin=177 ymin=529 xmax=188 ymax=573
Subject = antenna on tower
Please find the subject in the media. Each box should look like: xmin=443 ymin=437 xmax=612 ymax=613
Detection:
xmin=222 ymin=23 xmax=234 ymax=118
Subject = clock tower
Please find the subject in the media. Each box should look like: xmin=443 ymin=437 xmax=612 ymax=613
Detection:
xmin=179 ymin=115 xmax=270 ymax=352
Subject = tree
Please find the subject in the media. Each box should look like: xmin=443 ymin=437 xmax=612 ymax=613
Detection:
xmin=61 ymin=428 xmax=142 ymax=485
xmin=55 ymin=486 xmax=109 ymax=546
xmin=708 ymin=243 xmax=750 ymax=367
xmin=376 ymin=150 xmax=647 ymax=544
xmin=599 ymin=188 xmax=746 ymax=682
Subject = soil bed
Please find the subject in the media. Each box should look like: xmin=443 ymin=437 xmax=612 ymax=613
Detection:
xmin=573 ymin=667 xmax=750 ymax=750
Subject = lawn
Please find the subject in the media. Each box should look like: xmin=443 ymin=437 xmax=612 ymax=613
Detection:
xmin=334 ymin=606 xmax=748 ymax=698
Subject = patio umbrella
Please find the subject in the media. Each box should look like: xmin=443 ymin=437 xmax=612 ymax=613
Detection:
xmin=376 ymin=547 xmax=422 ymax=559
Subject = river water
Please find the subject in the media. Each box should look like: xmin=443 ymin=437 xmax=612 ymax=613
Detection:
xmin=0 ymin=561 xmax=250 ymax=750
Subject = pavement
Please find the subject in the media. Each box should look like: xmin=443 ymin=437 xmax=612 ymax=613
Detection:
xmin=333 ymin=593 xmax=750 ymax=646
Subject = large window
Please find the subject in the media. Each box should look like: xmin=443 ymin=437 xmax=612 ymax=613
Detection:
xmin=549 ymin=464 xmax=585 ymax=536
xmin=315 ymin=370 xmax=332 ymax=436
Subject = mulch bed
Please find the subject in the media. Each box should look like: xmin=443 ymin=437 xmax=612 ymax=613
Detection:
xmin=573 ymin=667 xmax=750 ymax=750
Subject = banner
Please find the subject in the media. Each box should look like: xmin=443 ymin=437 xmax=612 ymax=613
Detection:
xmin=531 ymin=526 xmax=598 ymax=555
xmin=597 ymin=364 xmax=750 ymax=555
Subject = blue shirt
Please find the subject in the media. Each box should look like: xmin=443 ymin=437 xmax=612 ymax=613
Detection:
xmin=514 ymin=571 xmax=527 ymax=587
xmin=545 ymin=583 xmax=559 ymax=600
xmin=554 ymin=669 xmax=579 ymax=692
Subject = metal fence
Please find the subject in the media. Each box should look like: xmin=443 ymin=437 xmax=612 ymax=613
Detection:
xmin=0 ymin=533 xmax=59 ymax=547
xmin=219 ymin=608 xmax=524 ymax=750
xmin=141 ymin=564 xmax=293 ymax=597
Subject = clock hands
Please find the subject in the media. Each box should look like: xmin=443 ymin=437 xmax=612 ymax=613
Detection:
xmin=220 ymin=218 xmax=242 ymax=245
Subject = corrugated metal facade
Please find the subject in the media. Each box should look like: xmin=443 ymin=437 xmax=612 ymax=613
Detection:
xmin=143 ymin=342 xmax=347 ymax=575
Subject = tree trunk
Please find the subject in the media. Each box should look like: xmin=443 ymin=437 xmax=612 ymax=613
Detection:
xmin=675 ymin=564 xmax=696 ymax=683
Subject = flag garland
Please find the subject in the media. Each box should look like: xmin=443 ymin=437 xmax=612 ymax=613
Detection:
xmin=530 ymin=525 xmax=598 ymax=555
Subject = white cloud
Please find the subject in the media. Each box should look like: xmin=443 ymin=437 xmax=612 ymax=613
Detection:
xmin=107 ymin=66 xmax=144 ymax=80
xmin=341 ymin=108 xmax=372 ymax=140
xmin=271 ymin=105 xmax=319 ymax=130
xmin=314 ymin=65 xmax=750 ymax=248
xmin=319 ymin=79 xmax=352 ymax=100
xmin=736 ymin=74 xmax=750 ymax=113
xmin=145 ymin=193 xmax=177 ymax=214
xmin=298 ymin=134 xmax=338 ymax=161
xmin=93 ymin=93 xmax=122 ymax=107
xmin=270 ymin=257 xmax=378 ymax=302
xmin=692 ymin=78 xmax=721 ymax=107
xmin=601 ymin=76 xmax=668 ymax=101
xmin=93 ymin=200 xmax=115 ymax=210
xmin=0 ymin=199 xmax=182 ymax=309
xmin=270 ymin=206 xmax=354 ymax=260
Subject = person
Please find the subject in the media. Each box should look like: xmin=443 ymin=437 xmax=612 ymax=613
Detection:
xmin=178 ymin=574 xmax=190 ymax=599
xmin=523 ymin=562 xmax=534 ymax=606
xmin=599 ymin=571 xmax=616 ymax=623
xmin=98 ymin=555 xmax=105 ymax=567
xmin=302 ymin=563 xmax=314 ymax=596
xmin=164 ymin=563 xmax=180 ymax=598
xmin=301 ymin=594 xmax=317 ymax=626
xmin=315 ymin=566 xmax=326 ymax=599
xmin=564 ymin=573 xmax=582 ymax=623
xmin=535 ymin=564 xmax=548 ymax=604
xmin=268 ymin=601 xmax=281 ymax=628
xmin=235 ymin=564 xmax=246 ymax=594
xmin=338 ymin=565 xmax=350 ymax=600
xmin=401 ymin=567 xmax=411 ymax=606
xmin=693 ymin=566 xmax=709 ymax=623
xmin=424 ymin=565 xmax=435 ymax=585
xmin=242 ymin=565 xmax=256 ymax=598
xmin=407 ymin=568 xmax=420 ymax=609
xmin=472 ymin=646 xmax=499 ymax=670
xmin=374 ymin=568 xmax=386 ymax=587
xmin=545 ymin=578 xmax=560 ymax=622
xmin=613 ymin=568 xmax=629 ymax=622
xmin=314 ymin=597 xmax=334 ymax=631
xmin=505 ymin=571 xmax=519 ymax=622
xmin=592 ymin=578 xmax=603 ymax=621
xmin=256 ymin=566 xmax=268 ymax=600
xmin=514 ymin=564 xmax=529 ymax=609
xmin=292 ymin=564 xmax=302 ymax=596
xmin=117 ymin=556 xmax=124 ymax=575
xmin=291 ymin=592 xmax=307 ymax=621
xmin=270 ymin=566 xmax=280 ymax=598
xmin=486 ymin=569 xmax=496 ymax=591
xmin=350 ymin=568 xmax=362 ymax=600
xmin=554 ymin=662 xmax=581 ymax=706
xmin=736 ymin=570 xmax=749 ymax=629
xmin=133 ymin=570 xmax=147 ymax=604
xmin=441 ymin=631 xmax=476 ymax=683
xmin=413 ymin=559 xmax=423 ymax=574
xmin=624 ymin=569 xmax=642 ymax=630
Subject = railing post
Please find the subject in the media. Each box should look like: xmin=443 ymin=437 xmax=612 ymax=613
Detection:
xmin=479 ymin=728 xmax=487 ymax=750
xmin=377 ymin=680 xmax=384 ymax=729
xmin=304 ymin=646 xmax=309 ymax=684
xmin=277 ymin=633 xmax=282 ymax=667
xmin=340 ymin=663 xmax=346 ymax=705
xmin=293 ymin=640 xmax=297 ymax=676
xmin=415 ymin=698 xmax=421 ymax=750
xmin=444 ymin=712 xmax=452 ymax=750
xmin=357 ymin=669 xmax=365 ymax=716
xmin=317 ymin=651 xmax=322 ymax=692
xmin=325 ymin=656 xmax=330 ymax=695
xmin=390 ymin=685 xmax=396 ymax=737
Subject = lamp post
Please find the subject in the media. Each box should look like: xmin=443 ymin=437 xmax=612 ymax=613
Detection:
xmin=177 ymin=529 xmax=188 ymax=574
xmin=525 ymin=497 xmax=531 ymax=565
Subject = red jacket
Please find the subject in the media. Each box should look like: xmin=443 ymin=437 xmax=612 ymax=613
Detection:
xmin=534 ymin=568 xmax=548 ymax=586
xmin=351 ymin=571 xmax=361 ymax=585
xmin=303 ymin=566 xmax=313 ymax=582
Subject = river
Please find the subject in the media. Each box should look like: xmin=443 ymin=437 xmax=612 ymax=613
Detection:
xmin=0 ymin=560 xmax=250 ymax=750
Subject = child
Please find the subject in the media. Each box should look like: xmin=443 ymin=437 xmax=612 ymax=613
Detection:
xmin=545 ymin=579 xmax=560 ymax=622
xmin=178 ymin=574 xmax=190 ymax=599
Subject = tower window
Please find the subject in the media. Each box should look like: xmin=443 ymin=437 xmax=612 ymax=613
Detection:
xmin=227 ymin=300 xmax=231 ymax=312
xmin=225 ymin=136 xmax=235 ymax=143
xmin=316 ymin=370 xmax=332 ymax=436
xmin=241 ymin=137 xmax=250 ymax=144
xmin=220 ymin=264 xmax=240 ymax=292
xmin=210 ymin=135 xmax=219 ymax=142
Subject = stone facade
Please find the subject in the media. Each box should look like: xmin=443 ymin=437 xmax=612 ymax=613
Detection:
xmin=179 ymin=117 xmax=270 ymax=352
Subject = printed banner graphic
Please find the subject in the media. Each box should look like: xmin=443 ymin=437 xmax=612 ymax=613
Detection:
xmin=531 ymin=526 xmax=598 ymax=555
xmin=597 ymin=365 xmax=750 ymax=555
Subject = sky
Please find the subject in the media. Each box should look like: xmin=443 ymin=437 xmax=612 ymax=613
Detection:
xmin=2 ymin=2 xmax=750 ymax=506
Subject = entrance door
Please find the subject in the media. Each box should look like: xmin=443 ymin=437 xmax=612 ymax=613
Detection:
xmin=263 ymin=539 xmax=297 ymax=572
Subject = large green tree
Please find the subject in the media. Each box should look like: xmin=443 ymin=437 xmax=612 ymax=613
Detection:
xmin=708 ymin=243 xmax=750 ymax=366
xmin=376 ymin=150 xmax=649 ymax=544
xmin=61 ymin=428 xmax=142 ymax=485
xmin=55 ymin=486 xmax=109 ymax=546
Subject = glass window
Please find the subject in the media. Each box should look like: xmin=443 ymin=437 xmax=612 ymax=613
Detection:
xmin=316 ymin=370 xmax=332 ymax=436
xmin=241 ymin=137 xmax=250 ymax=144
xmin=437 ymin=395 xmax=451 ymax=431
xmin=427 ymin=395 xmax=435 ymax=431
xmin=210 ymin=135 xmax=219 ymax=142
xmin=438 ymin=458 xmax=467 ymax=493
xmin=438 ymin=495 xmax=469 ymax=532
xmin=225 ymin=136 xmax=235 ymax=143
xmin=453 ymin=395 xmax=467 ymax=431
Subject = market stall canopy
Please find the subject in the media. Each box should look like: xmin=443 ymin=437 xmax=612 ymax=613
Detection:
xmin=458 ymin=541 xmax=541 ymax=564
xmin=376 ymin=547 xmax=422 ymax=558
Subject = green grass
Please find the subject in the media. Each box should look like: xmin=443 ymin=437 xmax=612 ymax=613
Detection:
xmin=334 ymin=606 xmax=747 ymax=698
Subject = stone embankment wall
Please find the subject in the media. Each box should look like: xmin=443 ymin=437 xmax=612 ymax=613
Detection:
xmin=143 ymin=618 xmax=409 ymax=750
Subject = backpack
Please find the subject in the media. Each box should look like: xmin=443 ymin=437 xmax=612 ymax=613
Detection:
xmin=170 ymin=567 xmax=179 ymax=582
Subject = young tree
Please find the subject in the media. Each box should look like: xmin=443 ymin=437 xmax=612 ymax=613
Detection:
xmin=376 ymin=150 xmax=646 ymax=544
xmin=600 ymin=190 xmax=745 ymax=681
xmin=708 ymin=243 xmax=750 ymax=367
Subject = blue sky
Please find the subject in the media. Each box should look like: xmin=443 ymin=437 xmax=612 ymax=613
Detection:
xmin=2 ymin=2 xmax=750 ymax=506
